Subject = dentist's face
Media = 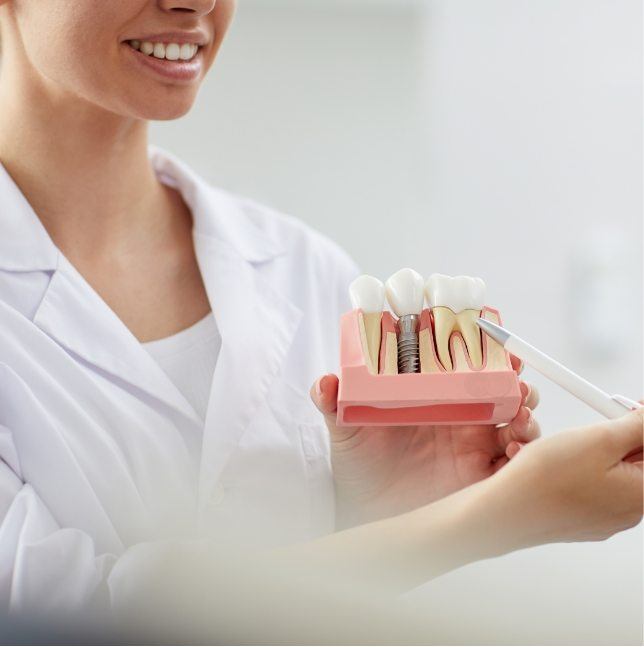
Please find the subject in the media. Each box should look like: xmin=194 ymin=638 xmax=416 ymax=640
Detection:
xmin=0 ymin=0 xmax=236 ymax=120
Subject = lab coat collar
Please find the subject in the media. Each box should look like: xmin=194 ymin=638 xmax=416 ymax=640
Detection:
xmin=148 ymin=146 xmax=287 ymax=264
xmin=0 ymin=161 xmax=59 ymax=272
xmin=0 ymin=146 xmax=286 ymax=273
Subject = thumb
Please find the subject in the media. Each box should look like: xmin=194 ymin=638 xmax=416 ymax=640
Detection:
xmin=309 ymin=374 xmax=339 ymax=423
xmin=606 ymin=409 xmax=644 ymax=462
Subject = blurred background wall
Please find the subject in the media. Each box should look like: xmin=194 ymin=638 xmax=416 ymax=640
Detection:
xmin=151 ymin=0 xmax=643 ymax=643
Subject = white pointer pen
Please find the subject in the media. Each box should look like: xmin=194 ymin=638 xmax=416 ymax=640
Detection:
xmin=476 ymin=319 xmax=643 ymax=420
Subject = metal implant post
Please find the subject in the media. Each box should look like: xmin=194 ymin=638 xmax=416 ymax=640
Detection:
xmin=397 ymin=314 xmax=420 ymax=373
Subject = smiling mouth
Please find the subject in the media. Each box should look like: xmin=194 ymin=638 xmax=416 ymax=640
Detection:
xmin=126 ymin=39 xmax=201 ymax=62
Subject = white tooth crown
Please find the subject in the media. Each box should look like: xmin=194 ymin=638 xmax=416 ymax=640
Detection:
xmin=426 ymin=274 xmax=486 ymax=313
xmin=349 ymin=275 xmax=385 ymax=375
xmin=425 ymin=274 xmax=487 ymax=371
xmin=349 ymin=275 xmax=385 ymax=313
xmin=385 ymin=268 xmax=425 ymax=317
xmin=129 ymin=40 xmax=199 ymax=61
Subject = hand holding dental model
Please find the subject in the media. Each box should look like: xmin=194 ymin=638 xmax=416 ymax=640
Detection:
xmin=311 ymin=270 xmax=541 ymax=527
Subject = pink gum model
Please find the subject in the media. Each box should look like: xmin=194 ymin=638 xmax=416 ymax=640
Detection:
xmin=336 ymin=307 xmax=522 ymax=426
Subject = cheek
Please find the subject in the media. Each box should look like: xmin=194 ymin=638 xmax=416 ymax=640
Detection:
xmin=16 ymin=2 xmax=122 ymax=95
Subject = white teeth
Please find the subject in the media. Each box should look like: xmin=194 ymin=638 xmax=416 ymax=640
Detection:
xmin=131 ymin=40 xmax=198 ymax=61
xmin=385 ymin=268 xmax=425 ymax=317
xmin=426 ymin=274 xmax=486 ymax=313
xmin=165 ymin=43 xmax=180 ymax=61
xmin=349 ymin=275 xmax=385 ymax=313
xmin=425 ymin=274 xmax=487 ymax=371
xmin=180 ymin=43 xmax=195 ymax=60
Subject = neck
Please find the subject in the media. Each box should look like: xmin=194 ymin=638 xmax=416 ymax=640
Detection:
xmin=0 ymin=51 xmax=170 ymax=255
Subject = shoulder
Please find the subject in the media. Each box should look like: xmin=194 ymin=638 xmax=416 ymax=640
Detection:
xmin=151 ymin=146 xmax=360 ymax=277
xmin=226 ymin=190 xmax=360 ymax=277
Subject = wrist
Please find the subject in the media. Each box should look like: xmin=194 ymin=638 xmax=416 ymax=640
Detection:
xmin=453 ymin=469 xmax=545 ymax=558
xmin=406 ymin=474 xmax=535 ymax=575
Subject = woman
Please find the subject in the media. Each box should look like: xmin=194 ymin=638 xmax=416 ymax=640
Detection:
xmin=0 ymin=0 xmax=640 ymax=622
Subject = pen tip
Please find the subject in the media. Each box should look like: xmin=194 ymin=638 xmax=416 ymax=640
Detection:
xmin=475 ymin=318 xmax=510 ymax=345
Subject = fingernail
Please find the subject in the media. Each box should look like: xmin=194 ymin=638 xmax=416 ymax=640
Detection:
xmin=315 ymin=376 xmax=325 ymax=398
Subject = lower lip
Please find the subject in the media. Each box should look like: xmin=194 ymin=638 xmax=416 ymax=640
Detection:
xmin=123 ymin=43 xmax=203 ymax=83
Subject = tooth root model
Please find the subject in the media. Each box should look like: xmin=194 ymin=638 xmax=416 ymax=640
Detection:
xmin=425 ymin=274 xmax=486 ymax=371
xmin=349 ymin=275 xmax=385 ymax=374
xmin=481 ymin=309 xmax=511 ymax=370
xmin=451 ymin=336 xmax=471 ymax=372
xmin=379 ymin=311 xmax=399 ymax=375
xmin=419 ymin=309 xmax=442 ymax=374
xmin=385 ymin=268 xmax=425 ymax=374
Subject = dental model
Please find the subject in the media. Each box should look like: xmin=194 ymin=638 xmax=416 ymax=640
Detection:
xmin=385 ymin=268 xmax=425 ymax=374
xmin=349 ymin=275 xmax=385 ymax=374
xmin=336 ymin=268 xmax=522 ymax=426
xmin=425 ymin=274 xmax=486 ymax=371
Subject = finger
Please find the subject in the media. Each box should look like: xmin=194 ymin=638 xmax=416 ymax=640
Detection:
xmin=495 ymin=407 xmax=540 ymax=450
xmin=506 ymin=441 xmax=525 ymax=459
xmin=519 ymin=382 xmax=540 ymax=410
xmin=309 ymin=374 xmax=339 ymax=421
xmin=605 ymin=409 xmax=644 ymax=461
xmin=519 ymin=381 xmax=539 ymax=408
xmin=510 ymin=354 xmax=524 ymax=375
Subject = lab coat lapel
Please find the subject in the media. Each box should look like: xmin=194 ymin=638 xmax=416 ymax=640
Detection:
xmin=194 ymin=233 xmax=303 ymax=506
xmin=32 ymin=255 xmax=203 ymax=426
xmin=149 ymin=147 xmax=305 ymax=503
xmin=0 ymin=156 xmax=202 ymax=425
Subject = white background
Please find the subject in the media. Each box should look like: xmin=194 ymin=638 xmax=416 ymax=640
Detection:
xmin=152 ymin=0 xmax=643 ymax=643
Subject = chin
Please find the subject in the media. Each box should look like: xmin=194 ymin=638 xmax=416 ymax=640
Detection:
xmin=127 ymin=96 xmax=198 ymax=121
xmin=144 ymin=104 xmax=195 ymax=121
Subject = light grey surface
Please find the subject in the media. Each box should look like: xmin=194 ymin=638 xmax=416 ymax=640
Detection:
xmin=151 ymin=0 xmax=643 ymax=643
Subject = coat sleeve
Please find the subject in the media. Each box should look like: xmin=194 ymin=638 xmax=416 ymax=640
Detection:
xmin=0 ymin=435 xmax=186 ymax=618
xmin=0 ymin=446 xmax=117 ymax=615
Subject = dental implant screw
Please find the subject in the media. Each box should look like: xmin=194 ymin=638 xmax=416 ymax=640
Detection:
xmin=397 ymin=314 xmax=420 ymax=374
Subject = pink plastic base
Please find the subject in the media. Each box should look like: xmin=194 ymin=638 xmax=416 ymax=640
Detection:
xmin=336 ymin=307 xmax=522 ymax=427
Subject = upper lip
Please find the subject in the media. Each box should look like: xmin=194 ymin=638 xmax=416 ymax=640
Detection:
xmin=124 ymin=31 xmax=209 ymax=46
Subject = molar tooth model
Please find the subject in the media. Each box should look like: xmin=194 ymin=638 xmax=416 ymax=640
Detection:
xmin=426 ymin=274 xmax=486 ymax=370
xmin=337 ymin=271 xmax=522 ymax=427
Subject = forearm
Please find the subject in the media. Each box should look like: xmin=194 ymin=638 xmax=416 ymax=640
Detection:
xmin=279 ymin=478 xmax=522 ymax=594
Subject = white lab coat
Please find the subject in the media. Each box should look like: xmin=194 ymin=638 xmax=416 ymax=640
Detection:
xmin=0 ymin=147 xmax=360 ymax=615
